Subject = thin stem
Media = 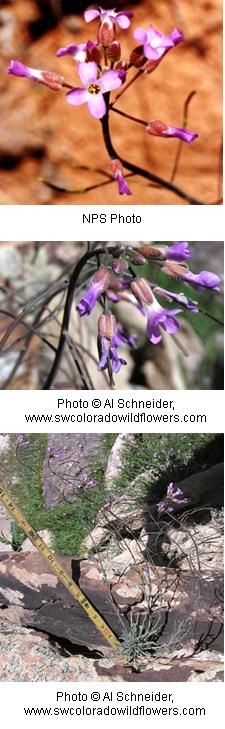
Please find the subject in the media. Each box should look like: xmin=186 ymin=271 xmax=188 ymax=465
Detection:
xmin=42 ymin=245 xmax=121 ymax=390
xmin=109 ymin=69 xmax=143 ymax=107
xmin=101 ymin=103 xmax=204 ymax=205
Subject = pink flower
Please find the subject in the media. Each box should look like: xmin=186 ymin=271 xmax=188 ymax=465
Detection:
xmin=84 ymin=7 xmax=133 ymax=30
xmin=7 ymin=60 xmax=64 ymax=90
xmin=133 ymin=25 xmax=183 ymax=62
xmin=76 ymin=266 xmax=111 ymax=316
xmin=66 ymin=61 xmax=121 ymax=118
xmin=146 ymin=120 xmax=198 ymax=144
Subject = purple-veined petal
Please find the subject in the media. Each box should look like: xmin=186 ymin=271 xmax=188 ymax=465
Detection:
xmin=87 ymin=91 xmax=106 ymax=118
xmin=99 ymin=68 xmax=122 ymax=93
xmin=161 ymin=313 xmax=181 ymax=335
xmin=66 ymin=87 xmax=89 ymax=107
xmin=78 ymin=61 xmax=98 ymax=86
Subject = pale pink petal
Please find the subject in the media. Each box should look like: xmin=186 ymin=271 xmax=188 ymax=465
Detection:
xmin=133 ymin=28 xmax=148 ymax=44
xmin=99 ymin=69 xmax=121 ymax=93
xmin=84 ymin=9 xmax=100 ymax=22
xmin=78 ymin=61 xmax=98 ymax=86
xmin=87 ymin=92 xmax=106 ymax=118
xmin=66 ymin=87 xmax=89 ymax=107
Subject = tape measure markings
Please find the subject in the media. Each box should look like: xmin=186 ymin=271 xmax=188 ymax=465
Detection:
xmin=0 ymin=483 xmax=119 ymax=647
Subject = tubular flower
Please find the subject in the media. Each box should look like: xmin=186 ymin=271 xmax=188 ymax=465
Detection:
xmin=153 ymin=287 xmax=199 ymax=312
xmin=97 ymin=313 xmax=127 ymax=374
xmin=139 ymin=242 xmax=191 ymax=262
xmin=157 ymin=483 xmax=188 ymax=513
xmin=133 ymin=25 xmax=183 ymax=69
xmin=7 ymin=60 xmax=64 ymax=90
xmin=84 ymin=7 xmax=133 ymax=30
xmin=76 ymin=266 xmax=111 ymax=317
xmin=109 ymin=159 xmax=132 ymax=195
xmin=161 ymin=261 xmax=221 ymax=292
xmin=130 ymin=278 xmax=182 ymax=344
xmin=146 ymin=120 xmax=198 ymax=144
xmin=56 ymin=44 xmax=87 ymax=61
xmin=66 ymin=61 xmax=121 ymax=118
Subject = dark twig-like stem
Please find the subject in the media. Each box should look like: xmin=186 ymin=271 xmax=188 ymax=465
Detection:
xmin=101 ymin=95 xmax=204 ymax=205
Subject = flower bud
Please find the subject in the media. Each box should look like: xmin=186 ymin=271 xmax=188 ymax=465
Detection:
xmin=128 ymin=250 xmax=146 ymax=265
xmin=112 ymin=259 xmax=128 ymax=274
xmin=129 ymin=45 xmax=146 ymax=67
xmin=86 ymin=40 xmax=102 ymax=64
xmin=107 ymin=41 xmax=121 ymax=62
xmin=97 ymin=16 xmax=117 ymax=46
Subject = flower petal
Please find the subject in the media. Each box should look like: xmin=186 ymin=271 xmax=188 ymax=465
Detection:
xmin=84 ymin=9 xmax=100 ymax=22
xmin=133 ymin=28 xmax=148 ymax=44
xmin=99 ymin=69 xmax=122 ymax=93
xmin=56 ymin=44 xmax=86 ymax=60
xmin=66 ymin=88 xmax=89 ymax=107
xmin=78 ymin=61 xmax=98 ymax=86
xmin=87 ymin=92 xmax=106 ymax=118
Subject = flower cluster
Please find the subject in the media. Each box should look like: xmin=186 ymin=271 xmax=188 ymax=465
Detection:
xmin=17 ymin=434 xmax=30 ymax=447
xmin=157 ymin=482 xmax=188 ymax=513
xmin=75 ymin=243 xmax=221 ymax=383
xmin=7 ymin=6 xmax=198 ymax=197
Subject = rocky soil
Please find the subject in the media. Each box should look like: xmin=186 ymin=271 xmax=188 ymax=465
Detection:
xmin=0 ymin=434 xmax=223 ymax=681
xmin=0 ymin=0 xmax=222 ymax=205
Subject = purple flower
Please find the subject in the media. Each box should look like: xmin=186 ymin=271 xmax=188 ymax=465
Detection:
xmin=162 ymin=262 xmax=221 ymax=292
xmin=158 ymin=482 xmax=188 ymax=513
xmin=76 ymin=266 xmax=110 ymax=317
xmin=84 ymin=7 xmax=133 ymax=29
xmin=133 ymin=25 xmax=183 ymax=63
xmin=57 ymin=43 xmax=87 ymax=61
xmin=7 ymin=60 xmax=64 ymax=90
xmin=146 ymin=120 xmax=198 ymax=144
xmin=17 ymin=434 xmax=30 ymax=447
xmin=154 ymin=287 xmax=199 ymax=312
xmin=114 ymin=324 xmax=136 ymax=349
xmin=97 ymin=313 xmax=127 ymax=374
xmin=66 ymin=61 xmax=121 ymax=118
xmin=47 ymin=447 xmax=61 ymax=459
xmin=165 ymin=242 xmax=192 ymax=261
xmin=130 ymin=278 xmax=182 ymax=344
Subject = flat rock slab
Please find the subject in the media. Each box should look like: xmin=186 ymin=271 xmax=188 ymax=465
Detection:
xmin=42 ymin=434 xmax=103 ymax=507
xmin=0 ymin=552 xmax=128 ymax=650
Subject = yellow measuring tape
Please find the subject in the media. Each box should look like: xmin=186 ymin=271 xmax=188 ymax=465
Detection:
xmin=0 ymin=483 xmax=119 ymax=649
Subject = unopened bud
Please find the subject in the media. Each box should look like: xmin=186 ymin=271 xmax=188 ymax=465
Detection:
xmin=108 ymin=41 xmax=121 ymax=62
xmin=129 ymin=45 xmax=146 ymax=68
xmin=143 ymin=58 xmax=161 ymax=74
xmin=86 ymin=40 xmax=102 ymax=64
xmin=128 ymin=250 xmax=146 ymax=265
xmin=97 ymin=16 xmax=116 ymax=46
xmin=98 ymin=313 xmax=116 ymax=340
xmin=112 ymin=258 xmax=128 ymax=274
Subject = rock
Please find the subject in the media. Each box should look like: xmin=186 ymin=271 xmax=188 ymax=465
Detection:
xmin=105 ymin=434 xmax=134 ymax=492
xmin=21 ymin=529 xmax=53 ymax=552
xmin=0 ymin=552 xmax=128 ymax=649
xmin=111 ymin=580 xmax=144 ymax=609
